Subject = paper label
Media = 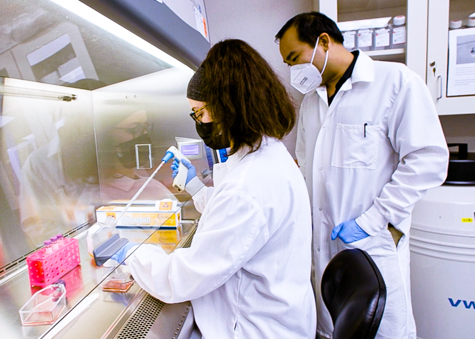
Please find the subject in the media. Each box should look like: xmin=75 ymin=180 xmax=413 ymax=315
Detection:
xmin=375 ymin=28 xmax=390 ymax=47
xmin=358 ymin=30 xmax=373 ymax=48
xmin=343 ymin=31 xmax=356 ymax=49
xmin=194 ymin=6 xmax=208 ymax=39
xmin=392 ymin=26 xmax=406 ymax=45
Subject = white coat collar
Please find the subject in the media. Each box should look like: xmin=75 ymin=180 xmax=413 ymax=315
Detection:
xmin=339 ymin=50 xmax=374 ymax=92
xmin=213 ymin=136 xmax=277 ymax=187
xmin=314 ymin=51 xmax=375 ymax=103
xmin=350 ymin=50 xmax=375 ymax=83
xmin=228 ymin=136 xmax=276 ymax=168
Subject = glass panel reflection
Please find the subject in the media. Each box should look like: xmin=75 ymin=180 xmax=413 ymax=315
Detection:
xmin=1 ymin=78 xmax=99 ymax=257
xmin=0 ymin=0 xmax=206 ymax=274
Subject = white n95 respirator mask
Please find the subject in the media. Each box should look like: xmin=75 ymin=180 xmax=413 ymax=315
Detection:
xmin=290 ymin=38 xmax=328 ymax=94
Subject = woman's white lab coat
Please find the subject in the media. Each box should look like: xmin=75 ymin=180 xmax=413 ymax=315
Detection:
xmin=296 ymin=51 xmax=449 ymax=339
xmin=126 ymin=137 xmax=316 ymax=338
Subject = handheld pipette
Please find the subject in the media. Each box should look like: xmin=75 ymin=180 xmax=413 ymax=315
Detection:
xmin=162 ymin=146 xmax=189 ymax=192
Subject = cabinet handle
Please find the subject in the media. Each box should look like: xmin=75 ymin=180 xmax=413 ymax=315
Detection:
xmin=437 ymin=75 xmax=442 ymax=100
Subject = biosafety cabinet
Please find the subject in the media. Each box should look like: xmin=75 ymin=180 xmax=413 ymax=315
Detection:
xmin=0 ymin=0 xmax=212 ymax=338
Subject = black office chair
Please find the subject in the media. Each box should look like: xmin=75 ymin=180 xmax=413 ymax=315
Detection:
xmin=321 ymin=248 xmax=386 ymax=339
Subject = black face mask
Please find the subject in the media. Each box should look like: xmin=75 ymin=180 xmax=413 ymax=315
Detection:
xmin=116 ymin=133 xmax=153 ymax=168
xmin=196 ymin=122 xmax=230 ymax=150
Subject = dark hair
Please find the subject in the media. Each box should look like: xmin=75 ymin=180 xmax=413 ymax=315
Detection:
xmin=275 ymin=12 xmax=344 ymax=47
xmin=200 ymin=39 xmax=295 ymax=155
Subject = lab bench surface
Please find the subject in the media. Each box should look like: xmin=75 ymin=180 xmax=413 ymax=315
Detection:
xmin=0 ymin=224 xmax=196 ymax=339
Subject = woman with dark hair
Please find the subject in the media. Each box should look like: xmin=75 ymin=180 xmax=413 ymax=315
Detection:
xmin=113 ymin=39 xmax=316 ymax=338
xmin=193 ymin=39 xmax=296 ymax=156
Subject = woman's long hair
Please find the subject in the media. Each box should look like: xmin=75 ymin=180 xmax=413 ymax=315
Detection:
xmin=200 ymin=39 xmax=295 ymax=155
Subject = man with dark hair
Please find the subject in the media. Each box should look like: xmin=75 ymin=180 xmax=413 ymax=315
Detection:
xmin=276 ymin=12 xmax=449 ymax=339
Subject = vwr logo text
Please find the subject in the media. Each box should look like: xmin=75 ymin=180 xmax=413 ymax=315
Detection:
xmin=448 ymin=298 xmax=475 ymax=309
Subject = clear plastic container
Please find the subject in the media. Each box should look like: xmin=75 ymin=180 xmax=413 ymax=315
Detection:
xmin=102 ymin=272 xmax=134 ymax=293
xmin=56 ymin=234 xmax=64 ymax=247
xmin=342 ymin=30 xmax=357 ymax=51
xmin=43 ymin=240 xmax=52 ymax=255
xmin=466 ymin=17 xmax=475 ymax=28
xmin=373 ymin=26 xmax=391 ymax=50
xmin=391 ymin=15 xmax=406 ymax=49
xmin=357 ymin=28 xmax=374 ymax=51
xmin=19 ymin=283 xmax=67 ymax=326
xmin=86 ymin=216 xmax=118 ymax=257
xmin=449 ymin=19 xmax=463 ymax=30
xmin=50 ymin=236 xmax=59 ymax=251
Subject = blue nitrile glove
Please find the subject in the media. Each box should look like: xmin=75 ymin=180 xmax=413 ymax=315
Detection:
xmin=110 ymin=242 xmax=138 ymax=264
xmin=331 ymin=219 xmax=369 ymax=243
xmin=171 ymin=158 xmax=196 ymax=185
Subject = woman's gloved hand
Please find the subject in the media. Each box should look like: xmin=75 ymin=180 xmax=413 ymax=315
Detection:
xmin=331 ymin=219 xmax=369 ymax=243
xmin=110 ymin=242 xmax=138 ymax=264
xmin=171 ymin=158 xmax=197 ymax=186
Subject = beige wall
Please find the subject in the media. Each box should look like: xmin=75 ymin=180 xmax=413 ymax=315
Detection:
xmin=204 ymin=0 xmax=313 ymax=158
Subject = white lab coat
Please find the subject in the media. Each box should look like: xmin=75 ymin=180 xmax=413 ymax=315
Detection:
xmin=127 ymin=137 xmax=317 ymax=338
xmin=295 ymin=51 xmax=449 ymax=339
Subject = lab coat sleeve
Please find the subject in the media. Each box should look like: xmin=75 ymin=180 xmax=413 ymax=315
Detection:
xmin=185 ymin=176 xmax=213 ymax=213
xmin=125 ymin=189 xmax=268 ymax=303
xmin=356 ymin=73 xmax=449 ymax=235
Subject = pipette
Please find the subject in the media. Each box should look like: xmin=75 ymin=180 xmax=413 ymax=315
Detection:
xmin=113 ymin=146 xmax=189 ymax=226
xmin=93 ymin=146 xmax=190 ymax=265
xmin=162 ymin=146 xmax=189 ymax=192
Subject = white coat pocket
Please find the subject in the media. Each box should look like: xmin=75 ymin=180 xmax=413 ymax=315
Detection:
xmin=331 ymin=123 xmax=380 ymax=169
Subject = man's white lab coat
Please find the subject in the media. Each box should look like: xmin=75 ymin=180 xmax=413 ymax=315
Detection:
xmin=296 ymin=51 xmax=449 ymax=339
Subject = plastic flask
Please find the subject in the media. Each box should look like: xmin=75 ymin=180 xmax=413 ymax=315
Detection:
xmin=44 ymin=240 xmax=52 ymax=255
xmin=357 ymin=28 xmax=374 ymax=51
xmin=19 ymin=283 xmax=67 ymax=326
xmin=449 ymin=20 xmax=462 ymax=30
xmin=342 ymin=30 xmax=357 ymax=51
xmin=374 ymin=24 xmax=391 ymax=51
xmin=391 ymin=15 xmax=406 ymax=49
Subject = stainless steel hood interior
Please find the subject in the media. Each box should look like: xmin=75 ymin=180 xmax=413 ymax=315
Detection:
xmin=0 ymin=0 xmax=209 ymax=271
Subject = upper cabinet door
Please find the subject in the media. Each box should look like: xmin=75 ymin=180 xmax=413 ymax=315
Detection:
xmin=317 ymin=0 xmax=475 ymax=116
xmin=427 ymin=0 xmax=475 ymax=115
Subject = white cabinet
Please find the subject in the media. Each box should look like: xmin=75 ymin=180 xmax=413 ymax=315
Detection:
xmin=315 ymin=0 xmax=421 ymax=74
xmin=427 ymin=0 xmax=475 ymax=115
xmin=315 ymin=0 xmax=475 ymax=116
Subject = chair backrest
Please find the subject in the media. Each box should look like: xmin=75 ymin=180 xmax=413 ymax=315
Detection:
xmin=321 ymin=248 xmax=386 ymax=339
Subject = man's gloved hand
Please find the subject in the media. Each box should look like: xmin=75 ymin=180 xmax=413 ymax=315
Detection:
xmin=331 ymin=219 xmax=369 ymax=243
xmin=110 ymin=242 xmax=138 ymax=264
xmin=171 ymin=158 xmax=196 ymax=185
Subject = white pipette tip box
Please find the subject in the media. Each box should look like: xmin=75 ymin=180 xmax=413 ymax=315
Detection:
xmin=96 ymin=199 xmax=181 ymax=228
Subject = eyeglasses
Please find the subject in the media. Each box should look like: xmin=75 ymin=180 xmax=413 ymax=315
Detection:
xmin=189 ymin=105 xmax=208 ymax=125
